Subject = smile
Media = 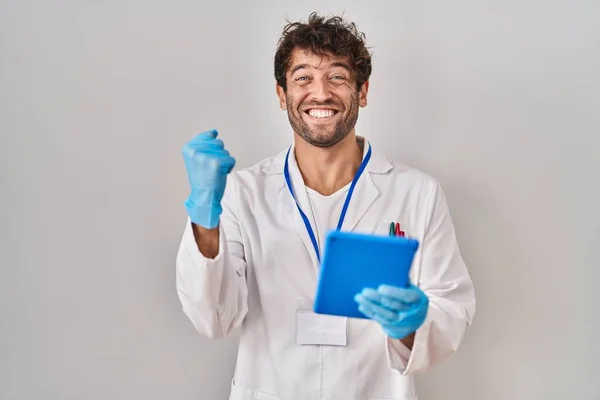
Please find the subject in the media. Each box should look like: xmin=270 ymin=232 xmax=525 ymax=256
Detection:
xmin=304 ymin=108 xmax=339 ymax=119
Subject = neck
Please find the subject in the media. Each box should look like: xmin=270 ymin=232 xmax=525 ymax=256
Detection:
xmin=294 ymin=133 xmax=364 ymax=196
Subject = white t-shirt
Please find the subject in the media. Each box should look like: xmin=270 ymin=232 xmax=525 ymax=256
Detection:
xmin=305 ymin=183 xmax=351 ymax=253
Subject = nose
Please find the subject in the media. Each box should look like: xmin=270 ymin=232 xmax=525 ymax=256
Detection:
xmin=310 ymin=77 xmax=333 ymax=102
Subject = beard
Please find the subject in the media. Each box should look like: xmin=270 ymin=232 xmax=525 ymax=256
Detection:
xmin=286 ymin=92 xmax=359 ymax=148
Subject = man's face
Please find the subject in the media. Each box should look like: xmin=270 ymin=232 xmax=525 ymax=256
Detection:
xmin=276 ymin=48 xmax=368 ymax=148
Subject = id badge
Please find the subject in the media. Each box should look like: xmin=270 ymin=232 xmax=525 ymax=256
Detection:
xmin=296 ymin=310 xmax=348 ymax=346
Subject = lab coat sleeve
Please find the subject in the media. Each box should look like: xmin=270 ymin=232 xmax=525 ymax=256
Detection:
xmin=387 ymin=181 xmax=476 ymax=375
xmin=175 ymin=174 xmax=248 ymax=339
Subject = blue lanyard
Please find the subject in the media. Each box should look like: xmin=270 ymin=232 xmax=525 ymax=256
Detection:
xmin=284 ymin=144 xmax=372 ymax=263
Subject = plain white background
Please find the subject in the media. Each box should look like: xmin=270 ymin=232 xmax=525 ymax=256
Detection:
xmin=1 ymin=0 xmax=599 ymax=399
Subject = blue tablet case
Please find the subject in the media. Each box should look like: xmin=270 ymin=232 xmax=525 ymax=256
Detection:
xmin=313 ymin=230 xmax=419 ymax=319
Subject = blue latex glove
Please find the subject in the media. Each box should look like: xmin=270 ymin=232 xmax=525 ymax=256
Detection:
xmin=354 ymin=284 xmax=429 ymax=340
xmin=182 ymin=129 xmax=236 ymax=229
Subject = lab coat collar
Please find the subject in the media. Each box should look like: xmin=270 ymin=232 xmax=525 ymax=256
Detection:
xmin=261 ymin=137 xmax=393 ymax=175
xmin=268 ymin=136 xmax=387 ymax=269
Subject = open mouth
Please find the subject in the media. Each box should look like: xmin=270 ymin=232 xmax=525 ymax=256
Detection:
xmin=304 ymin=108 xmax=340 ymax=119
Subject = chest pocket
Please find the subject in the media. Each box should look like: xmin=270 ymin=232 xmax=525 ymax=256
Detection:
xmin=375 ymin=221 xmax=420 ymax=284
xmin=375 ymin=221 xmax=415 ymax=238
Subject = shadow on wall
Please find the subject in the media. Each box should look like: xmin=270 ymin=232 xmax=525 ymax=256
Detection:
xmin=414 ymin=175 xmax=529 ymax=399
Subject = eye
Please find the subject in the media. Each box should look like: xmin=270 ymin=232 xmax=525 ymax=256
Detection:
xmin=330 ymin=75 xmax=348 ymax=85
xmin=295 ymin=76 xmax=310 ymax=82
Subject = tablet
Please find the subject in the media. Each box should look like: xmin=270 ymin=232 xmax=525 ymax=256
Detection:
xmin=313 ymin=230 xmax=419 ymax=319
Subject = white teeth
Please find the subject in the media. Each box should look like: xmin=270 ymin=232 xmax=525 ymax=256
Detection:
xmin=308 ymin=109 xmax=335 ymax=118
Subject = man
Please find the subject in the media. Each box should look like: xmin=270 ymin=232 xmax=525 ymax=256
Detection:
xmin=176 ymin=12 xmax=475 ymax=400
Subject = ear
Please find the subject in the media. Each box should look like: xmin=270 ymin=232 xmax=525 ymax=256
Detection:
xmin=276 ymin=83 xmax=287 ymax=110
xmin=359 ymin=81 xmax=369 ymax=107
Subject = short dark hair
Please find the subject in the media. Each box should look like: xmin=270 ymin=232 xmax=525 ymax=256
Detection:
xmin=274 ymin=12 xmax=372 ymax=91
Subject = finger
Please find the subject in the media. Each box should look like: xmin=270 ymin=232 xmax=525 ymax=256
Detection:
xmin=197 ymin=129 xmax=218 ymax=139
xmin=358 ymin=299 xmax=427 ymax=338
xmin=219 ymin=156 xmax=236 ymax=174
xmin=395 ymin=303 xmax=428 ymax=325
xmin=358 ymin=288 xmax=385 ymax=303
xmin=379 ymin=294 xmax=411 ymax=312
xmin=186 ymin=129 xmax=217 ymax=143
xmin=359 ymin=305 xmax=396 ymax=326
xmin=355 ymin=296 xmax=397 ymax=321
xmin=187 ymin=138 xmax=225 ymax=151
xmin=359 ymin=288 xmax=410 ymax=312
xmin=357 ymin=304 xmax=377 ymax=320
xmin=184 ymin=130 xmax=218 ymax=146
xmin=185 ymin=144 xmax=230 ymax=158
xmin=378 ymin=284 xmax=422 ymax=304
xmin=208 ymin=138 xmax=224 ymax=148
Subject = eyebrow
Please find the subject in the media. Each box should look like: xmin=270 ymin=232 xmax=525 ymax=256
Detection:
xmin=330 ymin=61 xmax=352 ymax=72
xmin=290 ymin=61 xmax=353 ymax=75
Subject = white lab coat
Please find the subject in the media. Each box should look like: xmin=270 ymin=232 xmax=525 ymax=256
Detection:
xmin=176 ymin=139 xmax=476 ymax=400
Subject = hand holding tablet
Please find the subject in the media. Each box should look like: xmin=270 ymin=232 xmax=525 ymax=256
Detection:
xmin=354 ymin=283 xmax=428 ymax=340
xmin=313 ymin=230 xmax=428 ymax=339
xmin=313 ymin=230 xmax=419 ymax=317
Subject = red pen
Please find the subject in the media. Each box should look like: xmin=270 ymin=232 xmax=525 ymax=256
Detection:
xmin=396 ymin=222 xmax=405 ymax=237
